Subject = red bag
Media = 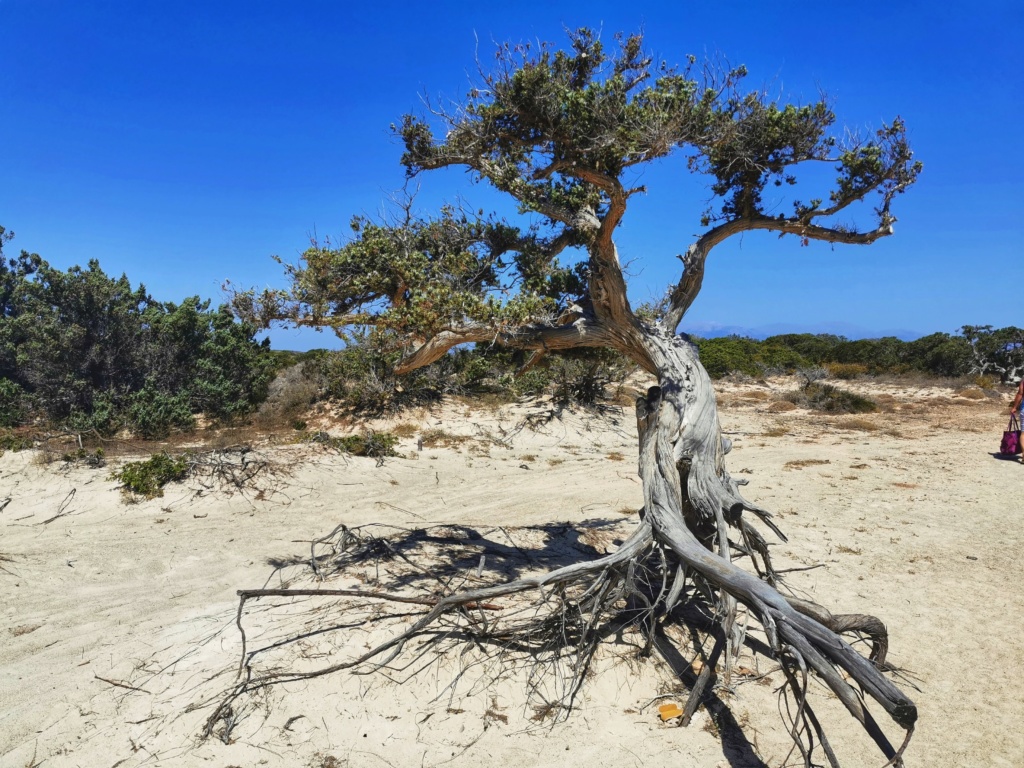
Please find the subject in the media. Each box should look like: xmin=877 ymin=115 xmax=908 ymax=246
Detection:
xmin=1001 ymin=414 xmax=1022 ymax=455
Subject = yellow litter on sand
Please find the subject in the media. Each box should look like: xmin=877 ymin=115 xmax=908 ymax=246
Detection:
xmin=658 ymin=703 xmax=683 ymax=721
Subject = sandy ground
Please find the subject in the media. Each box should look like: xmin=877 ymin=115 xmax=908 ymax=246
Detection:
xmin=1 ymin=376 xmax=1023 ymax=768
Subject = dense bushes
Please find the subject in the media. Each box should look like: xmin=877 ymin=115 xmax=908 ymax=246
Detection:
xmin=693 ymin=330 xmax=980 ymax=380
xmin=0 ymin=227 xmax=274 ymax=436
xmin=262 ymin=330 xmax=636 ymax=418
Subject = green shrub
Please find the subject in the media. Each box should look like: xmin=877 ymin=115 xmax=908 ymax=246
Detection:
xmin=189 ymin=305 xmax=275 ymax=420
xmin=336 ymin=431 xmax=399 ymax=459
xmin=0 ymin=378 xmax=27 ymax=427
xmin=61 ymin=447 xmax=106 ymax=467
xmin=308 ymin=330 xmax=447 ymax=414
xmin=0 ymin=429 xmax=33 ymax=453
xmin=113 ymin=452 xmax=191 ymax=498
xmin=825 ymin=363 xmax=869 ymax=380
xmin=548 ymin=351 xmax=632 ymax=406
xmin=305 ymin=430 xmax=399 ymax=463
xmin=695 ymin=336 xmax=764 ymax=378
xmin=785 ymin=382 xmax=878 ymax=414
xmin=126 ymin=385 xmax=195 ymax=439
xmin=66 ymin=393 xmax=120 ymax=437
xmin=0 ymin=231 xmax=274 ymax=434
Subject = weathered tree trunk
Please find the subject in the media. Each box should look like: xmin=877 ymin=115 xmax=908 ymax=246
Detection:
xmin=634 ymin=328 xmax=916 ymax=762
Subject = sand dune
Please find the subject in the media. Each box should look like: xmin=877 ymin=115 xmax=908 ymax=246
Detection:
xmin=2 ymin=377 xmax=1022 ymax=767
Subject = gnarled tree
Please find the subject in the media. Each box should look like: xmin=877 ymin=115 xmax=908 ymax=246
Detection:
xmin=231 ymin=29 xmax=921 ymax=766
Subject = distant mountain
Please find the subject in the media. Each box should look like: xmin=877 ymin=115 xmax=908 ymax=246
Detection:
xmin=681 ymin=321 xmax=925 ymax=341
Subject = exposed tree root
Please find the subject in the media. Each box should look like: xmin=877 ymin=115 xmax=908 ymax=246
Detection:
xmin=205 ymin=346 xmax=915 ymax=766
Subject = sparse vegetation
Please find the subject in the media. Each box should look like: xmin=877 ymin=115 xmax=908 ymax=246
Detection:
xmin=784 ymin=459 xmax=831 ymax=469
xmin=61 ymin=447 xmax=106 ymax=467
xmin=419 ymin=429 xmax=470 ymax=448
xmin=784 ymin=381 xmax=878 ymax=414
xmin=304 ymin=430 xmax=399 ymax=462
xmin=825 ymin=362 xmax=869 ymax=380
xmin=835 ymin=417 xmax=880 ymax=431
xmin=0 ymin=429 xmax=33 ymax=454
xmin=113 ymin=452 xmax=191 ymax=499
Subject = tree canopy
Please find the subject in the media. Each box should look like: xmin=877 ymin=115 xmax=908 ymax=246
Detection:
xmin=238 ymin=28 xmax=920 ymax=370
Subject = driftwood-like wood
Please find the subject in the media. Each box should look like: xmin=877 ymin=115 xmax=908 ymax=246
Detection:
xmin=220 ymin=33 xmax=922 ymax=765
xmin=633 ymin=333 xmax=916 ymax=761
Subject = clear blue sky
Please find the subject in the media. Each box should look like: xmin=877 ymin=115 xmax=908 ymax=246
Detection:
xmin=2 ymin=1 xmax=1020 ymax=349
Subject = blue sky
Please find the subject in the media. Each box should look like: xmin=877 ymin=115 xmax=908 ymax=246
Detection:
xmin=2 ymin=1 xmax=1020 ymax=349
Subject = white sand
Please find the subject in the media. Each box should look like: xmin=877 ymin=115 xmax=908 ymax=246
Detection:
xmin=2 ymin=378 xmax=1022 ymax=767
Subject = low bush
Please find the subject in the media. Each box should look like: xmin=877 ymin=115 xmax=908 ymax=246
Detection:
xmin=0 ymin=428 xmax=33 ymax=453
xmin=305 ymin=430 xmax=399 ymax=462
xmin=336 ymin=432 xmax=399 ymax=459
xmin=784 ymin=382 xmax=878 ymax=414
xmin=548 ymin=349 xmax=634 ymax=407
xmin=825 ymin=363 xmax=869 ymax=380
xmin=0 ymin=379 xmax=27 ymax=427
xmin=420 ymin=428 xmax=470 ymax=448
xmin=113 ymin=452 xmax=191 ymax=498
xmin=61 ymin=447 xmax=106 ymax=467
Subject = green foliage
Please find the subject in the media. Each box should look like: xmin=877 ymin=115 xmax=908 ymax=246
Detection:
xmin=267 ymin=348 xmax=326 ymax=374
xmin=126 ymin=385 xmax=196 ymax=440
xmin=190 ymin=305 xmax=274 ymax=420
xmin=696 ymin=335 xmax=774 ymax=378
xmin=113 ymin=452 xmax=191 ymax=498
xmin=304 ymin=329 xmax=450 ymax=414
xmin=547 ymin=348 xmax=634 ymax=406
xmin=66 ymin=392 xmax=119 ymax=436
xmin=0 ymin=428 xmax=33 ymax=453
xmin=763 ymin=334 xmax=843 ymax=364
xmin=237 ymin=29 xmax=919 ymax=383
xmin=335 ymin=432 xmax=399 ymax=459
xmin=695 ymin=332 xmax=975 ymax=380
xmin=903 ymin=333 xmax=972 ymax=378
xmin=305 ymin=430 xmax=399 ymax=462
xmin=61 ymin=447 xmax=105 ymax=467
xmin=0 ymin=378 xmax=26 ymax=427
xmin=824 ymin=363 xmax=868 ymax=380
xmin=0 ymin=230 xmax=274 ymax=436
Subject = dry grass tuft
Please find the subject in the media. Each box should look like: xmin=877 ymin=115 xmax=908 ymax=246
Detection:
xmin=762 ymin=424 xmax=788 ymax=437
xmin=784 ymin=459 xmax=830 ymax=470
xmin=390 ymin=423 xmax=419 ymax=438
xmin=420 ymin=429 xmax=471 ymax=449
xmin=954 ymin=388 xmax=986 ymax=400
xmin=834 ymin=417 xmax=879 ymax=431
xmin=606 ymin=451 xmax=626 ymax=461
xmin=767 ymin=400 xmax=797 ymax=413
